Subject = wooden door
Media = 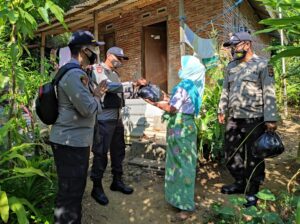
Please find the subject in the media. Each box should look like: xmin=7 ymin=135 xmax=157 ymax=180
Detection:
xmin=143 ymin=23 xmax=167 ymax=92
xmin=104 ymin=32 xmax=115 ymax=53
xmin=100 ymin=32 xmax=115 ymax=61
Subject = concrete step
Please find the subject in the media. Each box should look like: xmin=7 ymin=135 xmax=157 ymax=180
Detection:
xmin=128 ymin=157 xmax=165 ymax=171
xmin=122 ymin=99 xmax=167 ymax=144
xmin=130 ymin=140 xmax=166 ymax=160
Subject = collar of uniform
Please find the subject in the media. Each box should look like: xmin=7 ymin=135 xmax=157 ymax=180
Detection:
xmin=238 ymin=54 xmax=259 ymax=67
xmin=69 ymin=58 xmax=80 ymax=65
xmin=101 ymin=62 xmax=119 ymax=75
xmin=101 ymin=62 xmax=110 ymax=70
xmin=249 ymin=54 xmax=259 ymax=62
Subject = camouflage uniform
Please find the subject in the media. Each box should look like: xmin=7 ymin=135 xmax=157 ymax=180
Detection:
xmin=218 ymin=54 xmax=277 ymax=194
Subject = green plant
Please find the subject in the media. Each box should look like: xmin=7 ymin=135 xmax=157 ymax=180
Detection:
xmin=256 ymin=0 xmax=300 ymax=61
xmin=0 ymin=0 xmax=66 ymax=148
xmin=256 ymin=0 xmax=300 ymax=111
xmin=296 ymin=198 xmax=300 ymax=224
xmin=210 ymin=189 xmax=298 ymax=224
xmin=0 ymin=191 xmax=38 ymax=224
xmin=257 ymin=0 xmax=300 ymax=188
xmin=0 ymin=143 xmax=56 ymax=223
xmin=0 ymin=1 xmax=65 ymax=223
xmin=196 ymin=61 xmax=226 ymax=161
xmin=273 ymin=57 xmax=300 ymax=110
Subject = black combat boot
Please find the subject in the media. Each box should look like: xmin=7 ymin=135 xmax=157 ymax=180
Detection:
xmin=91 ymin=180 xmax=109 ymax=205
xmin=221 ymin=180 xmax=246 ymax=194
xmin=244 ymin=195 xmax=258 ymax=207
xmin=243 ymin=184 xmax=260 ymax=207
xmin=110 ymin=176 xmax=134 ymax=194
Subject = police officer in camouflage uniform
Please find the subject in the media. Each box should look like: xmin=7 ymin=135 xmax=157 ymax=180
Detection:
xmin=218 ymin=32 xmax=278 ymax=207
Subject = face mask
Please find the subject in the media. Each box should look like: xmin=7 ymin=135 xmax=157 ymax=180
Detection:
xmin=111 ymin=59 xmax=122 ymax=68
xmin=232 ymin=42 xmax=249 ymax=60
xmin=82 ymin=47 xmax=97 ymax=65
xmin=85 ymin=51 xmax=97 ymax=65
xmin=233 ymin=49 xmax=247 ymax=60
xmin=231 ymin=48 xmax=235 ymax=57
xmin=87 ymin=52 xmax=97 ymax=65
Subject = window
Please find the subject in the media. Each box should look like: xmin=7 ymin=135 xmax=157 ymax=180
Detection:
xmin=142 ymin=12 xmax=151 ymax=19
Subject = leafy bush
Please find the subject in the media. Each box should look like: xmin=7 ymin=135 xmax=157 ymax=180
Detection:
xmin=256 ymin=0 xmax=300 ymax=111
xmin=209 ymin=189 xmax=299 ymax=224
xmin=196 ymin=65 xmax=225 ymax=161
xmin=0 ymin=1 xmax=65 ymax=223
xmin=274 ymin=57 xmax=300 ymax=109
xmin=0 ymin=143 xmax=56 ymax=224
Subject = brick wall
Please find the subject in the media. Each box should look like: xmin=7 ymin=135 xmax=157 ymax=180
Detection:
xmin=95 ymin=0 xmax=271 ymax=92
xmin=97 ymin=0 xmax=181 ymax=91
xmin=222 ymin=0 xmax=272 ymax=58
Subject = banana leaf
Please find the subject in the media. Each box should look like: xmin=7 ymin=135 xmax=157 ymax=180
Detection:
xmin=271 ymin=47 xmax=300 ymax=61
xmin=259 ymin=16 xmax=300 ymax=26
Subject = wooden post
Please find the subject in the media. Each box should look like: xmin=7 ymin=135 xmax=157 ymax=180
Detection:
xmin=93 ymin=11 xmax=100 ymax=64
xmin=279 ymin=7 xmax=288 ymax=118
xmin=40 ymin=32 xmax=46 ymax=75
xmin=179 ymin=0 xmax=185 ymax=56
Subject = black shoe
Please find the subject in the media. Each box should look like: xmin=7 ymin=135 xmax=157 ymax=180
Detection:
xmin=221 ymin=181 xmax=245 ymax=194
xmin=110 ymin=179 xmax=134 ymax=194
xmin=91 ymin=182 xmax=109 ymax=206
xmin=244 ymin=195 xmax=258 ymax=207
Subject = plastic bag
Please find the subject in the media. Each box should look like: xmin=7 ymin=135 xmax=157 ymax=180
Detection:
xmin=137 ymin=84 xmax=163 ymax=102
xmin=253 ymin=131 xmax=284 ymax=159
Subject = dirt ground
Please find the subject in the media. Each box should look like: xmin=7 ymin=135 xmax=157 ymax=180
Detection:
xmin=82 ymin=117 xmax=300 ymax=224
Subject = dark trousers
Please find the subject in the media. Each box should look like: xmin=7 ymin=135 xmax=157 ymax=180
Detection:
xmin=51 ymin=143 xmax=90 ymax=224
xmin=224 ymin=117 xmax=265 ymax=194
xmin=90 ymin=119 xmax=126 ymax=182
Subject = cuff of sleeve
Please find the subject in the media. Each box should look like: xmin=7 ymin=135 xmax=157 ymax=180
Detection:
xmin=264 ymin=112 xmax=278 ymax=122
xmin=218 ymin=108 xmax=225 ymax=114
xmin=264 ymin=117 xmax=278 ymax=122
xmin=94 ymin=97 xmax=102 ymax=114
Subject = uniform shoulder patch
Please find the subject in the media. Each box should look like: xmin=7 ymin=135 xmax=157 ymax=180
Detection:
xmin=96 ymin=65 xmax=103 ymax=74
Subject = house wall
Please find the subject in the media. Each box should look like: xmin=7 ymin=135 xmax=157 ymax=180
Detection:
xmin=96 ymin=0 xmax=271 ymax=91
xmin=223 ymin=0 xmax=272 ymax=58
xmin=97 ymin=0 xmax=224 ymax=92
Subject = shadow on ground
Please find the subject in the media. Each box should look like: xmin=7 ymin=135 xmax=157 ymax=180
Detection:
xmin=82 ymin=119 xmax=300 ymax=224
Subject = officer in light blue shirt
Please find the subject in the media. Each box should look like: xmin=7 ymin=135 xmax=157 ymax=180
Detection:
xmin=89 ymin=47 xmax=139 ymax=206
xmin=49 ymin=30 xmax=107 ymax=224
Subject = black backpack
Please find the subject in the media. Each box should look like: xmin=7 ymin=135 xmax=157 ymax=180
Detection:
xmin=35 ymin=63 xmax=81 ymax=125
